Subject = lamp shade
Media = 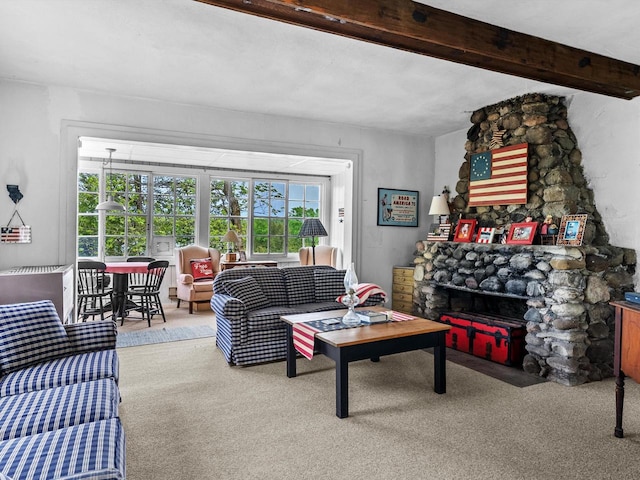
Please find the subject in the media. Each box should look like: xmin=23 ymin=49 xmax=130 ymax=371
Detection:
xmin=298 ymin=218 xmax=328 ymax=238
xmin=221 ymin=230 xmax=240 ymax=244
xmin=96 ymin=195 xmax=125 ymax=212
xmin=428 ymin=195 xmax=450 ymax=216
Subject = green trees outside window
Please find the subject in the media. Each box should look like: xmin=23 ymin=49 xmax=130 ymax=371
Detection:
xmin=79 ymin=167 xmax=324 ymax=260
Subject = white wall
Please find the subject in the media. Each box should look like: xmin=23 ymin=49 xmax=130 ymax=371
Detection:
xmin=433 ymin=93 xmax=640 ymax=286
xmin=0 ymin=79 xmax=434 ymax=298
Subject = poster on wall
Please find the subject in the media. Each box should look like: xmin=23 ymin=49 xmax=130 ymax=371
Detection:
xmin=377 ymin=188 xmax=419 ymax=227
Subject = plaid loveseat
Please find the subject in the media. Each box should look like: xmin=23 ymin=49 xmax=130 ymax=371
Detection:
xmin=211 ymin=265 xmax=385 ymax=366
xmin=0 ymin=300 xmax=125 ymax=479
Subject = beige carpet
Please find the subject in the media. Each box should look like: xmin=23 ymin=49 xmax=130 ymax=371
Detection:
xmin=118 ymin=337 xmax=640 ymax=480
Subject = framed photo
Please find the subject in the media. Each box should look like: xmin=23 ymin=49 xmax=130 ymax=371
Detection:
xmin=377 ymin=188 xmax=419 ymax=227
xmin=557 ymin=214 xmax=587 ymax=246
xmin=453 ymin=219 xmax=477 ymax=242
xmin=476 ymin=227 xmax=496 ymax=244
xmin=507 ymin=222 xmax=538 ymax=244
xmin=238 ymin=251 xmax=247 ymax=262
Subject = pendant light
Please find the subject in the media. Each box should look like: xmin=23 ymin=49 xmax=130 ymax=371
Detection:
xmin=96 ymin=148 xmax=125 ymax=211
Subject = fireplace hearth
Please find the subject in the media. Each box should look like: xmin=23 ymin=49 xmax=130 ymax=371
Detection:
xmin=413 ymin=242 xmax=635 ymax=385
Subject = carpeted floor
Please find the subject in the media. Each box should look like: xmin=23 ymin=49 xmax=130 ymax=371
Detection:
xmin=117 ymin=337 xmax=640 ymax=480
xmin=116 ymin=325 xmax=216 ymax=348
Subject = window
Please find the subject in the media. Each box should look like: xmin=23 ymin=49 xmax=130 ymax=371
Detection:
xmin=153 ymin=175 xmax=196 ymax=248
xmin=210 ymin=177 xmax=324 ymax=257
xmin=78 ymin=152 xmax=330 ymax=261
xmin=209 ymin=179 xmax=249 ymax=252
xmin=288 ymin=183 xmax=321 ymax=253
xmin=103 ymin=172 xmax=149 ymax=258
xmin=77 ymin=172 xmax=100 ymax=257
xmin=253 ymin=180 xmax=286 ymax=254
xmin=77 ymin=169 xmax=196 ymax=259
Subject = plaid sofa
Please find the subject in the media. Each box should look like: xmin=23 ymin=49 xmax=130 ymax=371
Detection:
xmin=0 ymin=300 xmax=125 ymax=479
xmin=211 ymin=266 xmax=385 ymax=366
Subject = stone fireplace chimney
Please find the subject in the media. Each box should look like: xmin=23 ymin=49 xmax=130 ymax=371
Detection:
xmin=414 ymin=93 xmax=636 ymax=385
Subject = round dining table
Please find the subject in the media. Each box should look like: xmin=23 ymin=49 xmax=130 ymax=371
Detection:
xmin=104 ymin=262 xmax=150 ymax=321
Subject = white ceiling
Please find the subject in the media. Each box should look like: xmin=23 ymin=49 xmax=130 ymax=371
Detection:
xmin=77 ymin=137 xmax=352 ymax=175
xmin=2 ymin=0 xmax=640 ymax=166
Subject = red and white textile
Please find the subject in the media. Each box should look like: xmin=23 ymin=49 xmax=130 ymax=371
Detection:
xmin=292 ymin=322 xmax=321 ymax=360
xmin=335 ymin=283 xmax=387 ymax=304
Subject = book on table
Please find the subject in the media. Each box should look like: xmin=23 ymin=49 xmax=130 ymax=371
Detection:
xmin=357 ymin=310 xmax=388 ymax=323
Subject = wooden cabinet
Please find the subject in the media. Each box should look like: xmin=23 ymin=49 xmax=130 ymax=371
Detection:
xmin=612 ymin=300 xmax=640 ymax=438
xmin=0 ymin=265 xmax=74 ymax=323
xmin=392 ymin=266 xmax=414 ymax=314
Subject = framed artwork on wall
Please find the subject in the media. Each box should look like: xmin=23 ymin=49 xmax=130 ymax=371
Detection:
xmin=557 ymin=214 xmax=587 ymax=246
xmin=506 ymin=222 xmax=538 ymax=244
xmin=377 ymin=188 xmax=419 ymax=227
xmin=453 ymin=219 xmax=477 ymax=242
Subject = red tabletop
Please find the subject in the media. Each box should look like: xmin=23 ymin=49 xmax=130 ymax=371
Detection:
xmin=104 ymin=262 xmax=149 ymax=274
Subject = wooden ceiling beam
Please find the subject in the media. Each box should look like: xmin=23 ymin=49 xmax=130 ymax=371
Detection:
xmin=195 ymin=0 xmax=640 ymax=99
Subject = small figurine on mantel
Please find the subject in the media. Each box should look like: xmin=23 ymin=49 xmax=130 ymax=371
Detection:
xmin=541 ymin=215 xmax=559 ymax=235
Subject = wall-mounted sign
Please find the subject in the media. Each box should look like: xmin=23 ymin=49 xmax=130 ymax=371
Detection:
xmin=377 ymin=188 xmax=419 ymax=227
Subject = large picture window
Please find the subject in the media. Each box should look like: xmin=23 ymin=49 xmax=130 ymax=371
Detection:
xmin=79 ymin=161 xmax=328 ymax=261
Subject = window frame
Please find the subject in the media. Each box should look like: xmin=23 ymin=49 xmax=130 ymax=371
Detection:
xmin=78 ymin=160 xmax=331 ymax=263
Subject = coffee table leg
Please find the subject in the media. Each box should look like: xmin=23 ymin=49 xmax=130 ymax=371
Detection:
xmin=286 ymin=324 xmax=297 ymax=378
xmin=433 ymin=332 xmax=446 ymax=394
xmin=336 ymin=350 xmax=348 ymax=418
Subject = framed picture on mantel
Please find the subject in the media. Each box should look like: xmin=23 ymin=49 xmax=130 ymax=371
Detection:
xmin=507 ymin=222 xmax=538 ymax=245
xmin=453 ymin=219 xmax=477 ymax=242
xmin=377 ymin=188 xmax=419 ymax=227
xmin=557 ymin=214 xmax=587 ymax=246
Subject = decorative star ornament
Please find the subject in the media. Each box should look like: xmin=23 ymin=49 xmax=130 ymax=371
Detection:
xmin=489 ymin=122 xmax=506 ymax=150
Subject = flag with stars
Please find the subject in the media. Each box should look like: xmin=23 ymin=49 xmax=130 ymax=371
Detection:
xmin=468 ymin=143 xmax=528 ymax=206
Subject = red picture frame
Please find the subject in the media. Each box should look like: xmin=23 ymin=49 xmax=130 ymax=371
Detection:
xmin=453 ymin=219 xmax=477 ymax=242
xmin=506 ymin=222 xmax=538 ymax=244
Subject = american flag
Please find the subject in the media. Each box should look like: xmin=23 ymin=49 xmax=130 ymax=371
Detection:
xmin=292 ymin=322 xmax=321 ymax=360
xmin=0 ymin=226 xmax=31 ymax=243
xmin=468 ymin=143 xmax=528 ymax=207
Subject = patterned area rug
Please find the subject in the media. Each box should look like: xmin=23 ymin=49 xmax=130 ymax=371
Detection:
xmin=116 ymin=325 xmax=216 ymax=348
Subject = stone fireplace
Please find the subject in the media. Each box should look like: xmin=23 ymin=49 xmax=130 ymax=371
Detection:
xmin=413 ymin=93 xmax=637 ymax=386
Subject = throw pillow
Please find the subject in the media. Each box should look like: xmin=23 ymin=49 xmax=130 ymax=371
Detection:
xmin=224 ymin=276 xmax=270 ymax=312
xmin=190 ymin=257 xmax=214 ymax=282
xmin=0 ymin=300 xmax=73 ymax=374
xmin=314 ymin=269 xmax=347 ymax=302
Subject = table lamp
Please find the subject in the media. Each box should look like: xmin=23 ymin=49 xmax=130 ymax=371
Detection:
xmin=222 ymin=230 xmax=240 ymax=262
xmin=298 ymin=218 xmax=328 ymax=265
xmin=428 ymin=194 xmax=450 ymax=225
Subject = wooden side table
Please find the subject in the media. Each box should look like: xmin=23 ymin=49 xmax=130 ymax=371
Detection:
xmin=220 ymin=260 xmax=278 ymax=271
xmin=612 ymin=300 xmax=640 ymax=438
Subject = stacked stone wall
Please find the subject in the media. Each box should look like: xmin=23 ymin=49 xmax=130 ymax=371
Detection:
xmin=413 ymin=242 xmax=635 ymax=386
xmin=417 ymin=92 xmax=637 ymax=385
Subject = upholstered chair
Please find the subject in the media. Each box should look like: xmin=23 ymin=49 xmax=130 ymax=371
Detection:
xmin=298 ymin=245 xmax=339 ymax=267
xmin=175 ymin=245 xmax=221 ymax=313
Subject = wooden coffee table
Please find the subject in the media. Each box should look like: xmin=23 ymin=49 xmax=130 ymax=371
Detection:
xmin=281 ymin=307 xmax=451 ymax=418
